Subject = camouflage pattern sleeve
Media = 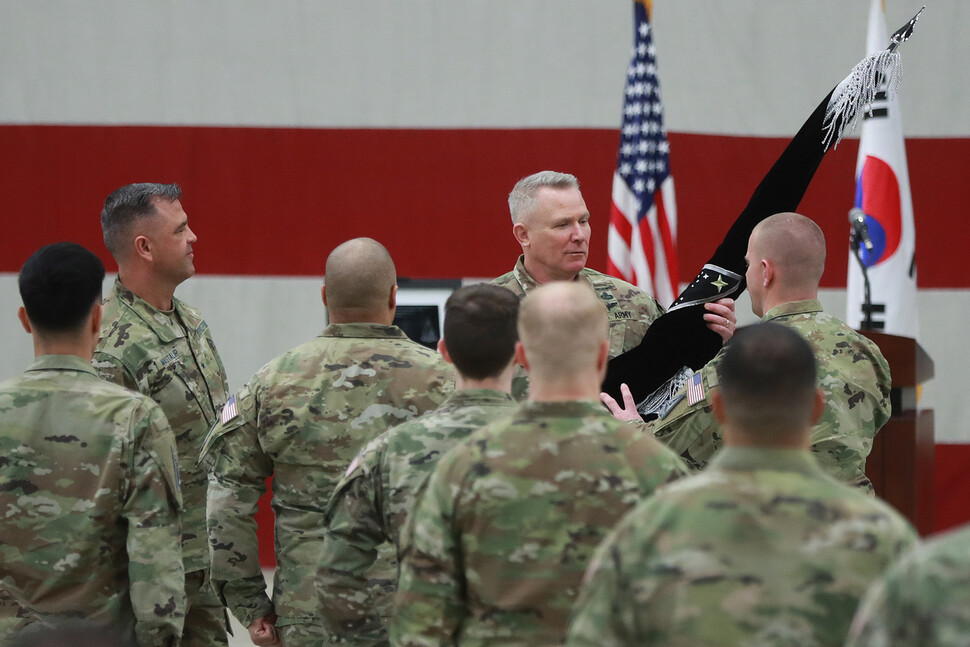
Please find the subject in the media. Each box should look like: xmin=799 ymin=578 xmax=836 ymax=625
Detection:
xmin=847 ymin=525 xmax=970 ymax=647
xmin=317 ymin=437 xmax=390 ymax=647
xmin=808 ymin=333 xmax=891 ymax=491
xmin=201 ymin=385 xmax=275 ymax=628
xmin=125 ymin=401 xmax=187 ymax=647
xmin=92 ymin=350 xmax=140 ymax=392
xmin=565 ymin=523 xmax=640 ymax=647
xmin=389 ymin=446 xmax=471 ymax=647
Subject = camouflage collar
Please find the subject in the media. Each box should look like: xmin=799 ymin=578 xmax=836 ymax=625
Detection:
xmin=516 ymin=399 xmax=608 ymax=419
xmin=321 ymin=322 xmax=409 ymax=339
xmin=711 ymin=446 xmax=830 ymax=478
xmin=110 ymin=278 xmax=204 ymax=343
xmin=511 ymin=255 xmax=587 ymax=292
xmin=762 ymin=299 xmax=823 ymax=322
xmin=442 ymin=389 xmax=514 ymax=408
xmin=26 ymin=354 xmax=101 ymax=377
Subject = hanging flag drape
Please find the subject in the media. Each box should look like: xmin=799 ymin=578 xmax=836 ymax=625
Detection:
xmin=607 ymin=0 xmax=679 ymax=307
xmin=846 ymin=0 xmax=920 ymax=337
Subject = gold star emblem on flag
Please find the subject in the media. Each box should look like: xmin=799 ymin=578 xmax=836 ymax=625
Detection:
xmin=711 ymin=275 xmax=729 ymax=292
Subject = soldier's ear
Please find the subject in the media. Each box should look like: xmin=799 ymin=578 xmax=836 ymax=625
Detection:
xmin=711 ymin=390 xmax=726 ymax=424
xmin=595 ymin=339 xmax=609 ymax=373
xmin=438 ymin=338 xmax=453 ymax=364
xmin=514 ymin=341 xmax=529 ymax=371
xmin=17 ymin=306 xmax=31 ymax=334
xmin=133 ymin=234 xmax=153 ymax=263
xmin=388 ymin=284 xmax=398 ymax=310
xmin=89 ymin=302 xmax=102 ymax=338
xmin=513 ymin=222 xmax=530 ymax=247
xmin=761 ymin=259 xmax=774 ymax=287
xmin=321 ymin=284 xmax=328 ymax=307
xmin=810 ymin=388 xmax=825 ymax=425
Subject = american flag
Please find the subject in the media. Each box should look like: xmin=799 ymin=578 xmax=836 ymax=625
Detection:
xmin=607 ymin=0 xmax=679 ymax=307
xmin=220 ymin=394 xmax=238 ymax=424
xmin=686 ymin=371 xmax=705 ymax=406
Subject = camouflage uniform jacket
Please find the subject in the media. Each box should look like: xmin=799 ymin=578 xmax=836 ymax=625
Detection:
xmin=649 ymin=299 xmax=891 ymax=490
xmin=0 ymin=355 xmax=185 ymax=647
xmin=492 ymin=256 xmax=664 ymax=399
xmin=567 ymin=447 xmax=918 ymax=647
xmin=93 ymin=278 xmax=229 ymax=573
xmin=318 ymin=388 xmax=516 ymax=646
xmin=199 ymin=323 xmax=453 ymax=628
xmin=390 ymin=399 xmax=687 ymax=647
xmin=847 ymin=522 xmax=970 ymax=647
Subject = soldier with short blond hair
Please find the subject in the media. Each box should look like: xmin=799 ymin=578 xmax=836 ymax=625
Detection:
xmin=390 ymin=282 xmax=686 ymax=647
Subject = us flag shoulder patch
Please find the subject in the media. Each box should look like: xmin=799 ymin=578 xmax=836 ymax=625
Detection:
xmin=686 ymin=372 xmax=705 ymax=406
xmin=220 ymin=395 xmax=238 ymax=424
xmin=345 ymin=453 xmax=361 ymax=478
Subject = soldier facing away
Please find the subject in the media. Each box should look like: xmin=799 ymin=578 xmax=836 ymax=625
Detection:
xmin=604 ymin=212 xmax=892 ymax=491
xmin=390 ymin=281 xmax=687 ymax=647
xmin=93 ymin=183 xmax=231 ymax=646
xmin=0 ymin=242 xmax=185 ymax=647
xmin=568 ymin=323 xmax=917 ymax=647
xmin=317 ymin=283 xmax=520 ymax=646
xmin=200 ymin=237 xmax=453 ymax=647
xmin=846 ymin=520 xmax=970 ymax=647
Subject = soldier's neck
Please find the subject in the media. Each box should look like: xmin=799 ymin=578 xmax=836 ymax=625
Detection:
xmin=118 ymin=268 xmax=177 ymax=311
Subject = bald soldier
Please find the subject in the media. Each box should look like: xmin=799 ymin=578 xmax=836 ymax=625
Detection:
xmin=1 ymin=243 xmax=184 ymax=646
xmin=493 ymin=171 xmax=735 ymax=398
xmin=568 ymin=323 xmax=917 ymax=647
xmin=317 ymin=284 xmax=519 ymax=646
xmin=200 ymin=238 xmax=453 ymax=646
xmin=390 ymin=282 xmax=687 ymax=647
xmin=93 ymin=183 xmax=231 ymax=646
xmin=604 ymin=212 xmax=891 ymax=490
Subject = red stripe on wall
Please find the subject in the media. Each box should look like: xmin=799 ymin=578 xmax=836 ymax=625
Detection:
xmin=935 ymin=444 xmax=970 ymax=535
xmin=1 ymin=125 xmax=967 ymax=287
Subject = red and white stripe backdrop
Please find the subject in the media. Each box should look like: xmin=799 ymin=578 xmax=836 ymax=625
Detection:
xmin=2 ymin=2 xmax=969 ymax=552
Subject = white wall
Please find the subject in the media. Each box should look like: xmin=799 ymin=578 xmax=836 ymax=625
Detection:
xmin=0 ymin=2 xmax=965 ymax=135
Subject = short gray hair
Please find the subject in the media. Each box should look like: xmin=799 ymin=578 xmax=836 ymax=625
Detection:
xmin=508 ymin=171 xmax=579 ymax=224
xmin=101 ymin=182 xmax=182 ymax=260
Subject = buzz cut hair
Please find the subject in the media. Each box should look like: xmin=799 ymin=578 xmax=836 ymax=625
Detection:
xmin=101 ymin=183 xmax=182 ymax=259
xmin=19 ymin=242 xmax=105 ymax=334
xmin=717 ymin=322 xmax=818 ymax=438
xmin=442 ymin=284 xmax=520 ymax=380
xmin=508 ymin=171 xmax=579 ymax=225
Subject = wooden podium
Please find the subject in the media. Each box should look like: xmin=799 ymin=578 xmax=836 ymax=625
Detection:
xmin=861 ymin=331 xmax=935 ymax=536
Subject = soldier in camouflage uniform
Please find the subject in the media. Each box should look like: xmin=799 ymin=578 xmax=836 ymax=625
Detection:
xmin=604 ymin=213 xmax=891 ymax=490
xmin=200 ymin=238 xmax=453 ymax=647
xmin=92 ymin=183 xmax=231 ymax=646
xmin=0 ymin=243 xmax=185 ymax=647
xmin=390 ymin=282 xmax=687 ymax=647
xmin=317 ymin=284 xmax=520 ymax=646
xmin=846 ymin=522 xmax=970 ymax=647
xmin=568 ymin=323 xmax=917 ymax=647
xmin=492 ymin=171 xmax=735 ymax=399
